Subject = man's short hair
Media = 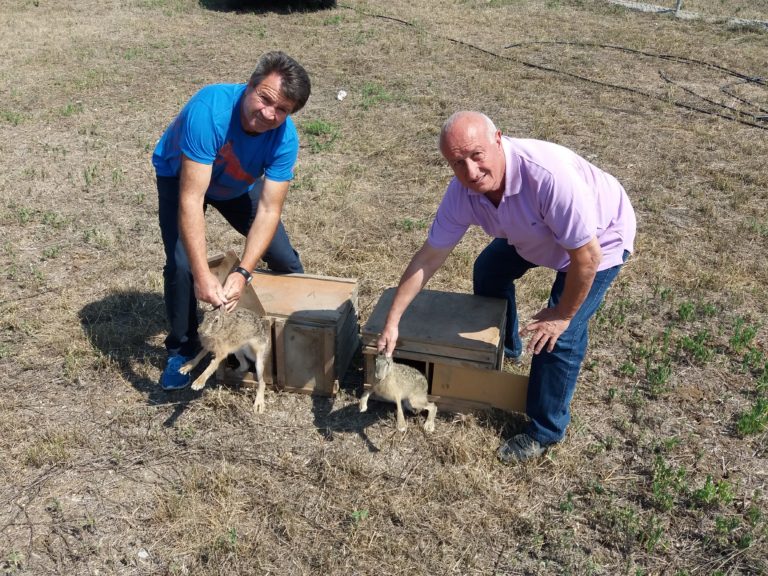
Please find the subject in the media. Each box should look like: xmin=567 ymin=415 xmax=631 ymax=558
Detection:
xmin=249 ymin=51 xmax=311 ymax=113
xmin=441 ymin=111 xmax=497 ymax=143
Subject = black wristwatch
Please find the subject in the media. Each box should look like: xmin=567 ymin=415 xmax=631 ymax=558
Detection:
xmin=231 ymin=266 xmax=253 ymax=285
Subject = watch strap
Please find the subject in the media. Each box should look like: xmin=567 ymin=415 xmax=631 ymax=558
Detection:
xmin=232 ymin=266 xmax=253 ymax=285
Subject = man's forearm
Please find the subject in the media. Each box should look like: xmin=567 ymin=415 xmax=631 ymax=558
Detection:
xmin=179 ymin=196 xmax=210 ymax=281
xmin=239 ymin=209 xmax=281 ymax=272
xmin=556 ymin=238 xmax=602 ymax=319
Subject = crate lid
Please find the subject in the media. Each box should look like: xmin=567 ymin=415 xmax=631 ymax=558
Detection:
xmin=362 ymin=288 xmax=505 ymax=357
xmin=253 ymin=271 xmax=357 ymax=321
xmin=208 ymin=252 xmax=357 ymax=323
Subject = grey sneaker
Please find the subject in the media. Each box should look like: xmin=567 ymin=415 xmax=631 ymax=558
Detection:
xmin=497 ymin=433 xmax=547 ymax=463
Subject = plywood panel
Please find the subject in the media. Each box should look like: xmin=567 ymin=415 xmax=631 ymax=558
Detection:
xmin=282 ymin=323 xmax=336 ymax=395
xmin=431 ymin=363 xmax=528 ymax=414
xmin=252 ymin=271 xmax=357 ymax=322
xmin=363 ymin=288 xmax=505 ymax=358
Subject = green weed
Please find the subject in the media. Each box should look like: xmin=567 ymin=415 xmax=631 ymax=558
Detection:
xmin=42 ymin=245 xmax=62 ymax=259
xmin=619 ymin=360 xmax=636 ymax=377
xmin=714 ymin=515 xmax=740 ymax=535
xmin=677 ymin=301 xmax=695 ymax=322
xmin=361 ymin=82 xmax=393 ymax=110
xmin=83 ymin=164 xmax=99 ymax=187
xmin=24 ymin=434 xmax=71 ymax=467
xmin=42 ymin=210 xmax=66 ymax=229
xmin=396 ymin=218 xmax=428 ymax=232
xmin=730 ymin=317 xmax=759 ymax=353
xmin=741 ymin=348 xmax=765 ymax=372
xmin=745 ymin=504 xmax=762 ymax=526
xmin=559 ymin=492 xmax=575 ymax=513
xmin=323 ymin=14 xmax=343 ymax=24
xmin=350 ymin=509 xmax=369 ymax=523
xmin=301 ymin=119 xmax=339 ymax=153
xmin=678 ymin=329 xmax=714 ymax=364
xmin=2 ymin=550 xmax=24 ymax=573
xmin=746 ymin=217 xmax=768 ymax=238
xmin=736 ymin=398 xmax=767 ymax=436
xmin=16 ymin=206 xmax=33 ymax=224
xmin=1 ymin=109 xmax=23 ymax=126
xmin=641 ymin=514 xmax=664 ymax=553
xmin=651 ymin=454 xmax=687 ymax=511
xmin=60 ymin=101 xmax=83 ymax=117
xmin=646 ymin=359 xmax=672 ymax=397
xmin=757 ymin=364 xmax=768 ymax=394
xmin=692 ymin=475 xmax=734 ymax=508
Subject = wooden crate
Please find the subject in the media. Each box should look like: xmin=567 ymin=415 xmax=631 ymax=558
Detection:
xmin=362 ymin=288 xmax=528 ymax=413
xmin=208 ymin=252 xmax=359 ymax=396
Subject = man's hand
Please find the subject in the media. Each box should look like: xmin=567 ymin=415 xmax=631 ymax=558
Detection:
xmin=377 ymin=324 xmax=399 ymax=357
xmin=221 ymin=272 xmax=248 ymax=312
xmin=193 ymin=270 xmax=229 ymax=309
xmin=522 ymin=308 xmax=571 ymax=354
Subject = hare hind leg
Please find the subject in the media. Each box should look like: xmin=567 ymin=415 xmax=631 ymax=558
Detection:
xmin=243 ymin=340 xmax=268 ymax=414
xmin=232 ymin=349 xmax=251 ymax=373
xmin=394 ymin=394 xmax=408 ymax=432
xmin=406 ymin=395 xmax=438 ymax=433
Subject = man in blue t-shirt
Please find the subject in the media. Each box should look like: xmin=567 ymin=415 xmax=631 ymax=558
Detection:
xmin=152 ymin=51 xmax=311 ymax=391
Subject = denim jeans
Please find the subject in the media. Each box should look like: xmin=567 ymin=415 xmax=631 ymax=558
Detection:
xmin=157 ymin=176 xmax=303 ymax=356
xmin=474 ymin=238 xmax=628 ymax=445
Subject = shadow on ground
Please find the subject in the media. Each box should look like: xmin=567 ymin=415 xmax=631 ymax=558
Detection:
xmin=79 ymin=290 xmax=202 ymax=423
xmin=200 ymin=0 xmax=336 ymax=13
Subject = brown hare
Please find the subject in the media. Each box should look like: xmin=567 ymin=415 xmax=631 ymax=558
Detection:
xmin=180 ymin=307 xmax=272 ymax=413
xmin=360 ymin=353 xmax=437 ymax=432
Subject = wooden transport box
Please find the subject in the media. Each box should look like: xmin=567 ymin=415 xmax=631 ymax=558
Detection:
xmin=362 ymin=288 xmax=528 ymax=414
xmin=209 ymin=252 xmax=359 ymax=396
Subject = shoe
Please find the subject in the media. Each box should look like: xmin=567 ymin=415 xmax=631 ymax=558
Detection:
xmin=497 ymin=433 xmax=547 ymax=463
xmin=504 ymin=346 xmax=524 ymax=365
xmin=160 ymin=354 xmax=192 ymax=391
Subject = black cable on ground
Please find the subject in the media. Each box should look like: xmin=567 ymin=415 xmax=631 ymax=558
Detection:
xmin=337 ymin=3 xmax=768 ymax=131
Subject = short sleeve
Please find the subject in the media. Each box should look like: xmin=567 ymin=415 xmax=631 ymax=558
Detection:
xmin=427 ymin=179 xmax=471 ymax=249
xmin=178 ymin=98 xmax=223 ymax=165
xmin=264 ymin=120 xmax=299 ymax=182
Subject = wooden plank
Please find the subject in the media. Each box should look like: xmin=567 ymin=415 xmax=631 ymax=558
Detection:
xmin=363 ymin=288 xmax=505 ymax=359
xmin=283 ymin=323 xmax=331 ymax=394
xmin=431 ymin=363 xmax=528 ymax=414
xmin=361 ymin=345 xmax=497 ymax=372
xmin=273 ymin=318 xmax=287 ymax=388
xmin=251 ymin=270 xmax=357 ymax=321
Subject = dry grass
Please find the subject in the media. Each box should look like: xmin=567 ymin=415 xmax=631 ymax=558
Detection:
xmin=1 ymin=0 xmax=767 ymax=574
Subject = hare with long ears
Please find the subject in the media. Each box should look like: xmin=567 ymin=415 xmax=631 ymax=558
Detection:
xmin=180 ymin=307 xmax=272 ymax=413
xmin=360 ymin=352 xmax=437 ymax=432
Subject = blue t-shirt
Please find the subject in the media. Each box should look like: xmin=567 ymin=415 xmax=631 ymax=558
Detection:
xmin=152 ymin=83 xmax=299 ymax=201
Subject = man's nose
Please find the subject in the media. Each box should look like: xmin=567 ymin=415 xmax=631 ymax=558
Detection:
xmin=466 ymin=160 xmax=480 ymax=180
xmin=262 ymin=105 xmax=276 ymax=121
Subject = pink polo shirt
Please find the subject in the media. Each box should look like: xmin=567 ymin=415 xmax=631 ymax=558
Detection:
xmin=427 ymin=137 xmax=636 ymax=272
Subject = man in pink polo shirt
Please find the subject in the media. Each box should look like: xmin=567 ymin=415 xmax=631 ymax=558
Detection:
xmin=377 ymin=111 xmax=636 ymax=463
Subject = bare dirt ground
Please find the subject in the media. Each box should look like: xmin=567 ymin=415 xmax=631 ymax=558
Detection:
xmin=1 ymin=0 xmax=766 ymax=574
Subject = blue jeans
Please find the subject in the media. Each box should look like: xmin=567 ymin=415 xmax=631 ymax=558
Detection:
xmin=157 ymin=176 xmax=303 ymax=356
xmin=474 ymin=239 xmax=628 ymax=445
